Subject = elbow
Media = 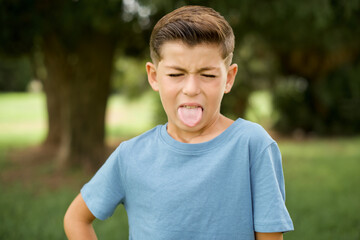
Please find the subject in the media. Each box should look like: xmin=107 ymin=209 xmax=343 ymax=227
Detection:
xmin=64 ymin=208 xmax=72 ymax=236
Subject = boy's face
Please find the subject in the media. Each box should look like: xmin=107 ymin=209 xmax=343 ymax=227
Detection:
xmin=146 ymin=41 xmax=237 ymax=141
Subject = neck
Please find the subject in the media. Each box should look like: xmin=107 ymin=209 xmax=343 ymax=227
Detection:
xmin=167 ymin=115 xmax=234 ymax=144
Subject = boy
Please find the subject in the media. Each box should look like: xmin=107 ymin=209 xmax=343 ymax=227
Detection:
xmin=64 ymin=5 xmax=294 ymax=240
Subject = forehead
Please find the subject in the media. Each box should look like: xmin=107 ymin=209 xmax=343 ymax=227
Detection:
xmin=158 ymin=41 xmax=224 ymax=69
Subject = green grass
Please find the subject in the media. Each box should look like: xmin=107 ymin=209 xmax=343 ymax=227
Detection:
xmin=281 ymin=138 xmax=360 ymax=240
xmin=0 ymin=180 xmax=129 ymax=239
xmin=1 ymin=93 xmax=359 ymax=239
xmin=0 ymin=185 xmax=76 ymax=239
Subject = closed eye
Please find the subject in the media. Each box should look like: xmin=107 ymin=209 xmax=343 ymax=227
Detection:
xmin=168 ymin=73 xmax=184 ymax=77
xmin=202 ymin=74 xmax=216 ymax=78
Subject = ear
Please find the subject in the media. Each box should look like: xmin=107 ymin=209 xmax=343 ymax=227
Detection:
xmin=224 ymin=63 xmax=238 ymax=94
xmin=146 ymin=62 xmax=159 ymax=91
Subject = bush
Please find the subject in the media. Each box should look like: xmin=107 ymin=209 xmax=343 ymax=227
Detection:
xmin=273 ymin=59 xmax=360 ymax=136
xmin=0 ymin=56 xmax=32 ymax=92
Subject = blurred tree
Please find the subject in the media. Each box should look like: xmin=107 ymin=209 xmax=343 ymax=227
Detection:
xmin=250 ymin=0 xmax=360 ymax=135
xmin=0 ymin=0 xmax=150 ymax=170
xmin=112 ymin=57 xmax=148 ymax=97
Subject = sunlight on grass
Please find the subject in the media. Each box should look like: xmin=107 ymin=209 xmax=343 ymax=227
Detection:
xmin=0 ymin=93 xmax=47 ymax=148
xmin=105 ymin=91 xmax=158 ymax=142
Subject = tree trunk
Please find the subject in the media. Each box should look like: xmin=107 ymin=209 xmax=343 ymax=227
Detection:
xmin=42 ymin=32 xmax=116 ymax=171
xmin=29 ymin=48 xmax=62 ymax=148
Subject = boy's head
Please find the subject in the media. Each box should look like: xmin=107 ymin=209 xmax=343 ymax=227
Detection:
xmin=149 ymin=5 xmax=235 ymax=65
xmin=146 ymin=5 xmax=238 ymax=141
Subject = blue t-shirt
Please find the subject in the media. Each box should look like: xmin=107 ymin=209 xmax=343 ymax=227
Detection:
xmin=81 ymin=118 xmax=294 ymax=239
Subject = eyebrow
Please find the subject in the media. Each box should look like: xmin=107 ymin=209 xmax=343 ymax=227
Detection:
xmin=164 ymin=65 xmax=219 ymax=72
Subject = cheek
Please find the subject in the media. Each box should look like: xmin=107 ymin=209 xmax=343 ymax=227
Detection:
xmin=205 ymin=85 xmax=227 ymax=106
xmin=159 ymin=79 xmax=181 ymax=97
xmin=158 ymin=87 xmax=177 ymax=111
xmin=207 ymin=81 xmax=226 ymax=96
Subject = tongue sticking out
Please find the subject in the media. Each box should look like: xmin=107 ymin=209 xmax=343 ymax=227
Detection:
xmin=178 ymin=106 xmax=203 ymax=127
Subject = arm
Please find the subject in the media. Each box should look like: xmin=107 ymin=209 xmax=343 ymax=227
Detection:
xmin=255 ymin=232 xmax=283 ymax=240
xmin=64 ymin=193 xmax=97 ymax=240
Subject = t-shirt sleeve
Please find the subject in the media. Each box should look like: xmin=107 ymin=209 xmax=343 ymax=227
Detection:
xmin=250 ymin=142 xmax=294 ymax=233
xmin=81 ymin=144 xmax=125 ymax=220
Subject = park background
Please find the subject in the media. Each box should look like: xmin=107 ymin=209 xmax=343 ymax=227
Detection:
xmin=0 ymin=0 xmax=359 ymax=239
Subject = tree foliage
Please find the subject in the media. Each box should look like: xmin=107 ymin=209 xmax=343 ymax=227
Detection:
xmin=0 ymin=57 xmax=32 ymax=91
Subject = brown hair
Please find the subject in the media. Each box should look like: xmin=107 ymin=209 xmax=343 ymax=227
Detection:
xmin=149 ymin=5 xmax=235 ymax=64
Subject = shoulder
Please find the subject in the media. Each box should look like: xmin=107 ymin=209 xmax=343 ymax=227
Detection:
xmin=231 ymin=119 xmax=277 ymax=159
xmin=234 ymin=118 xmax=274 ymax=145
xmin=118 ymin=124 xmax=163 ymax=154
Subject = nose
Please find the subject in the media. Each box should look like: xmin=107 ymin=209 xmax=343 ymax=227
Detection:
xmin=182 ymin=75 xmax=200 ymax=96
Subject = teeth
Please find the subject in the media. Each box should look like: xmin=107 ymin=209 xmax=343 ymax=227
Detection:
xmin=183 ymin=105 xmax=198 ymax=109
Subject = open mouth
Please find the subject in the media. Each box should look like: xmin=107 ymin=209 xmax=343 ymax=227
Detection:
xmin=183 ymin=105 xmax=199 ymax=109
xmin=178 ymin=104 xmax=203 ymax=127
